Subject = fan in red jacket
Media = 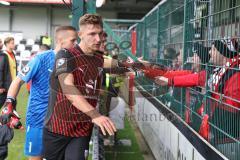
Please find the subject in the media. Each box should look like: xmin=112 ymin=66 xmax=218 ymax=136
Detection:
xmin=157 ymin=43 xmax=210 ymax=124
xmin=142 ymin=45 xmax=207 ymax=81
xmin=155 ymin=39 xmax=240 ymax=142
xmin=141 ymin=47 xmax=181 ymax=79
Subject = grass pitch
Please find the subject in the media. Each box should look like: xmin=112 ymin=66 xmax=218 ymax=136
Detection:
xmin=7 ymin=85 xmax=145 ymax=160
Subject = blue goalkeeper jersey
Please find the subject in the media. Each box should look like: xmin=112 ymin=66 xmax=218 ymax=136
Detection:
xmin=18 ymin=50 xmax=55 ymax=128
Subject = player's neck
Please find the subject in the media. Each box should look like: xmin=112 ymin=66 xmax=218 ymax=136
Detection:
xmin=6 ymin=48 xmax=13 ymax=53
xmin=79 ymin=43 xmax=94 ymax=56
xmin=54 ymin=45 xmax=61 ymax=54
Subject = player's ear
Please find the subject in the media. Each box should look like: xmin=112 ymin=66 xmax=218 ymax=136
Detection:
xmin=78 ymin=31 xmax=83 ymax=40
xmin=55 ymin=34 xmax=61 ymax=44
xmin=56 ymin=38 xmax=61 ymax=45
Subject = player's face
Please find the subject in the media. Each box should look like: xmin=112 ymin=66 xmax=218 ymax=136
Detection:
xmin=79 ymin=24 xmax=103 ymax=52
xmin=209 ymin=45 xmax=223 ymax=66
xmin=61 ymin=30 xmax=78 ymax=49
xmin=177 ymin=49 xmax=183 ymax=66
xmin=191 ymin=53 xmax=201 ymax=71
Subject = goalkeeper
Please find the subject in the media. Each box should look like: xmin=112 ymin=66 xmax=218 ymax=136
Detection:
xmin=4 ymin=26 xmax=77 ymax=160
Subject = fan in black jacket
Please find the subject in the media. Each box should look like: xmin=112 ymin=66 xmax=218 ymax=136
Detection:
xmin=0 ymin=39 xmax=11 ymax=107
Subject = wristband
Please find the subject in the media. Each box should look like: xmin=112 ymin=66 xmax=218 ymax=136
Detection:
xmin=6 ymin=96 xmax=15 ymax=102
xmin=6 ymin=96 xmax=16 ymax=109
xmin=85 ymin=109 xmax=101 ymax=120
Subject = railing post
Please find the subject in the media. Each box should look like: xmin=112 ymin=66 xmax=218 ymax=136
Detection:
xmin=157 ymin=7 xmax=160 ymax=63
xmin=72 ymin=0 xmax=96 ymax=31
xmin=71 ymin=0 xmax=84 ymax=31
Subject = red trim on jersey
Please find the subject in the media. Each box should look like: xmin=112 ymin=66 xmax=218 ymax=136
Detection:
xmin=48 ymin=46 xmax=103 ymax=137
xmin=6 ymin=50 xmax=15 ymax=60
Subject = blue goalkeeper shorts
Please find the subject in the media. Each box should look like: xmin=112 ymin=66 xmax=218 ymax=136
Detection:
xmin=24 ymin=125 xmax=43 ymax=156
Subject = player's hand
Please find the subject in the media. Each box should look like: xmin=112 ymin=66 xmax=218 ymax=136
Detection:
xmin=137 ymin=56 xmax=143 ymax=61
xmin=137 ymin=56 xmax=149 ymax=65
xmin=92 ymin=116 xmax=117 ymax=136
xmin=125 ymin=71 xmax=135 ymax=76
xmin=155 ymin=76 xmax=168 ymax=86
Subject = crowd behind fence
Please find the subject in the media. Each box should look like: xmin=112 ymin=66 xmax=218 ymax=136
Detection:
xmin=104 ymin=0 xmax=240 ymax=160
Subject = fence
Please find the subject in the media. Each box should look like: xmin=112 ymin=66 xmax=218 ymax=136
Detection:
xmin=104 ymin=0 xmax=240 ymax=159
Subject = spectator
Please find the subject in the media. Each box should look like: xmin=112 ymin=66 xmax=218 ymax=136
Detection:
xmin=3 ymin=37 xmax=17 ymax=86
xmin=98 ymin=31 xmax=108 ymax=55
xmin=39 ymin=44 xmax=51 ymax=52
xmin=40 ymin=33 xmax=51 ymax=48
xmin=144 ymin=43 xmax=209 ymax=127
xmin=0 ymin=39 xmax=13 ymax=159
xmin=0 ymin=38 xmax=15 ymax=107
xmin=155 ymin=39 xmax=240 ymax=143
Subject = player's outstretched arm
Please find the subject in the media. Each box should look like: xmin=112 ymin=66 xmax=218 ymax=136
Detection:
xmin=7 ymin=77 xmax=24 ymax=100
xmin=7 ymin=54 xmax=40 ymax=100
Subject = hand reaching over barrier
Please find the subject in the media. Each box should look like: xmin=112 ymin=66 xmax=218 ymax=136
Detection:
xmin=154 ymin=76 xmax=169 ymax=86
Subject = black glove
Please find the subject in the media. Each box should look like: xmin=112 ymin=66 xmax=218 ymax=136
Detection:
xmin=132 ymin=61 xmax=145 ymax=69
xmin=0 ymin=113 xmax=13 ymax=125
xmin=118 ymin=60 xmax=144 ymax=69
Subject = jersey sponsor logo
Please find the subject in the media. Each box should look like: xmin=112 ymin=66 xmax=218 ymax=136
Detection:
xmin=85 ymin=79 xmax=94 ymax=94
xmin=20 ymin=66 xmax=31 ymax=76
xmin=74 ymin=65 xmax=102 ymax=95
xmin=56 ymin=58 xmax=68 ymax=73
xmin=56 ymin=58 xmax=67 ymax=68
xmin=82 ymin=81 xmax=99 ymax=95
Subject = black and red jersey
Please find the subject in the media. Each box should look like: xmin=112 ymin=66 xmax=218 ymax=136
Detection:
xmin=45 ymin=45 xmax=104 ymax=137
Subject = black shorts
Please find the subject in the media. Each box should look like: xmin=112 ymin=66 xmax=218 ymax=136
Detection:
xmin=43 ymin=128 xmax=91 ymax=160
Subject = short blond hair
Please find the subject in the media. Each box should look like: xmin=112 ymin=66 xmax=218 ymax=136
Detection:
xmin=79 ymin=14 xmax=103 ymax=28
xmin=56 ymin=25 xmax=76 ymax=34
xmin=4 ymin=37 xmax=14 ymax=45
